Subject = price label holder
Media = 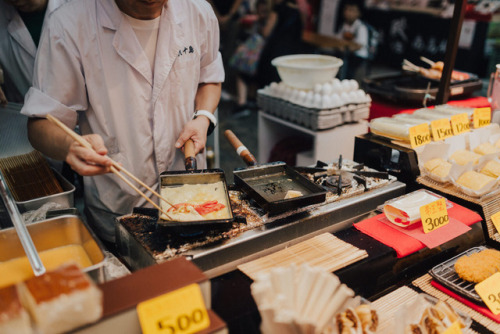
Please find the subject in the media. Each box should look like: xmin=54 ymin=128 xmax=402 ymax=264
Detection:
xmin=137 ymin=283 xmax=210 ymax=334
xmin=473 ymin=107 xmax=491 ymax=129
xmin=442 ymin=321 xmax=462 ymax=334
xmin=451 ymin=113 xmax=470 ymax=136
xmin=431 ymin=118 xmax=453 ymax=141
xmin=491 ymin=211 xmax=500 ymax=234
xmin=409 ymin=123 xmax=431 ymax=149
xmin=420 ymin=198 xmax=449 ymax=234
xmin=475 ymin=272 xmax=500 ymax=315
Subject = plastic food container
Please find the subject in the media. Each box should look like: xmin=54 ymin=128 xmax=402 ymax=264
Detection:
xmin=271 ymin=54 xmax=343 ymax=89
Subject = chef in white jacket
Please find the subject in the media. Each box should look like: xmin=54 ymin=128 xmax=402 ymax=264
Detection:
xmin=0 ymin=0 xmax=66 ymax=104
xmin=21 ymin=0 xmax=224 ymax=243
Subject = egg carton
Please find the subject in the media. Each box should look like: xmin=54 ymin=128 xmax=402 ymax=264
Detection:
xmin=261 ymin=79 xmax=371 ymax=110
xmin=257 ymin=92 xmax=370 ymax=131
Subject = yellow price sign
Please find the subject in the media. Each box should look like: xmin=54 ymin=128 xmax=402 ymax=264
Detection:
xmin=137 ymin=284 xmax=210 ymax=334
xmin=450 ymin=113 xmax=470 ymax=135
xmin=442 ymin=321 xmax=462 ymax=334
xmin=491 ymin=211 xmax=500 ymax=235
xmin=475 ymin=272 xmax=500 ymax=315
xmin=431 ymin=118 xmax=453 ymax=141
xmin=473 ymin=107 xmax=491 ymax=129
xmin=420 ymin=198 xmax=449 ymax=233
xmin=409 ymin=123 xmax=431 ymax=148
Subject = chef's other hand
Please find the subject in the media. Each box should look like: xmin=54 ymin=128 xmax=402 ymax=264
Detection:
xmin=175 ymin=117 xmax=209 ymax=154
xmin=0 ymin=86 xmax=7 ymax=107
xmin=66 ymin=134 xmax=113 ymax=176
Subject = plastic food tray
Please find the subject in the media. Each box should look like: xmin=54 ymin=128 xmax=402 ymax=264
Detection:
xmin=429 ymin=246 xmax=488 ymax=304
xmin=257 ymin=92 xmax=370 ymax=131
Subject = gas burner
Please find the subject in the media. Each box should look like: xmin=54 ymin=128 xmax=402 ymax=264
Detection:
xmin=324 ymin=175 xmax=352 ymax=189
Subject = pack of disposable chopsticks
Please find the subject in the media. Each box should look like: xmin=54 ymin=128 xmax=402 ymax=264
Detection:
xmin=0 ymin=150 xmax=63 ymax=201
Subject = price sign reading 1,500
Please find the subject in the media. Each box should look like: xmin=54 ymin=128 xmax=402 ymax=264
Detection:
xmin=157 ymin=309 xmax=205 ymax=334
xmin=424 ymin=214 xmax=449 ymax=232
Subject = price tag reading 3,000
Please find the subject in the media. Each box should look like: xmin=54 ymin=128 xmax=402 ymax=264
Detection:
xmin=419 ymin=198 xmax=449 ymax=234
xmin=137 ymin=283 xmax=210 ymax=334
xmin=409 ymin=123 xmax=431 ymax=148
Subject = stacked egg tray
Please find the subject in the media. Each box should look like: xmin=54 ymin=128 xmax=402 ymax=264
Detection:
xmin=257 ymin=80 xmax=371 ymax=131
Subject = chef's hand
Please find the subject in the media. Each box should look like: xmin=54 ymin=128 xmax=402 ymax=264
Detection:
xmin=175 ymin=117 xmax=209 ymax=155
xmin=66 ymin=134 xmax=113 ymax=176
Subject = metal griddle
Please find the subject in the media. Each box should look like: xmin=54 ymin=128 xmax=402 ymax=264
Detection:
xmin=156 ymin=140 xmax=233 ymax=235
xmin=224 ymin=130 xmax=326 ymax=215
xmin=362 ymin=71 xmax=482 ymax=104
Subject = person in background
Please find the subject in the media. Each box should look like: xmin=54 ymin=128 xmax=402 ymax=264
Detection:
xmin=256 ymin=0 xmax=305 ymax=88
xmin=0 ymin=0 xmax=65 ymax=105
xmin=336 ymin=0 xmax=369 ymax=81
xmin=231 ymin=0 xmax=270 ymax=116
xmin=207 ymin=0 xmax=244 ymax=64
xmin=21 ymin=0 xmax=224 ymax=245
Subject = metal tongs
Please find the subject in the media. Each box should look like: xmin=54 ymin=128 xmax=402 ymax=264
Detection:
xmin=0 ymin=171 xmax=46 ymax=276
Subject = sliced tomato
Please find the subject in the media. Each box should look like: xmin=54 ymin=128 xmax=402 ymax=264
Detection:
xmin=194 ymin=200 xmax=226 ymax=216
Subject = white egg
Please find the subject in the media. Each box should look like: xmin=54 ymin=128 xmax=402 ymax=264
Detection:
xmin=348 ymin=91 xmax=358 ymax=103
xmin=305 ymin=92 xmax=315 ymax=106
xmin=322 ymin=83 xmax=333 ymax=95
xmin=331 ymin=94 xmax=342 ymax=108
xmin=322 ymin=95 xmax=332 ymax=109
xmin=341 ymin=80 xmax=351 ymax=92
xmin=349 ymin=80 xmax=359 ymax=91
xmin=314 ymin=83 xmax=323 ymax=93
xmin=332 ymin=80 xmax=342 ymax=93
xmin=340 ymin=92 xmax=350 ymax=104
xmin=313 ymin=93 xmax=322 ymax=108
xmin=291 ymin=89 xmax=300 ymax=102
xmin=356 ymin=90 xmax=366 ymax=102
xmin=298 ymin=91 xmax=307 ymax=104
xmin=332 ymin=78 xmax=341 ymax=85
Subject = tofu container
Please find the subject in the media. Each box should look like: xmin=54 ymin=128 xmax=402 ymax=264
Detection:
xmin=0 ymin=215 xmax=106 ymax=283
xmin=15 ymin=168 xmax=75 ymax=213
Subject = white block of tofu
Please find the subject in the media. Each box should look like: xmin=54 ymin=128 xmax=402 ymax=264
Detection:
xmin=18 ymin=264 xmax=102 ymax=334
xmin=0 ymin=285 xmax=33 ymax=334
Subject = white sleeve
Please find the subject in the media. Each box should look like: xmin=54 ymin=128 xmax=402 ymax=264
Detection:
xmin=199 ymin=5 xmax=224 ymax=84
xmin=355 ymin=23 xmax=369 ymax=57
xmin=21 ymin=16 xmax=88 ymax=129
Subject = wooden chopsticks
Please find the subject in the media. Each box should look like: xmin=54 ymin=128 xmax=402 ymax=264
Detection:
xmin=46 ymin=114 xmax=174 ymax=220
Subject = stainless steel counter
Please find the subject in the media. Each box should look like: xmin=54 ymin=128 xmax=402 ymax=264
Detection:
xmin=117 ymin=181 xmax=406 ymax=277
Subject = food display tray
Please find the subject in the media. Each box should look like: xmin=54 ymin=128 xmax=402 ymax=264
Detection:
xmin=429 ymin=246 xmax=487 ymax=304
xmin=257 ymin=92 xmax=370 ymax=131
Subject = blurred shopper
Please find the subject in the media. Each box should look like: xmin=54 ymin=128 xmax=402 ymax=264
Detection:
xmin=0 ymin=0 xmax=65 ymax=105
xmin=257 ymin=0 xmax=304 ymax=88
xmin=229 ymin=0 xmax=270 ymax=115
xmin=336 ymin=0 xmax=370 ymax=81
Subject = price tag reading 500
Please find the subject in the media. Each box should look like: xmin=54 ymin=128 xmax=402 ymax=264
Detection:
xmin=409 ymin=123 xmax=431 ymax=148
xmin=137 ymin=283 xmax=210 ymax=334
xmin=419 ymin=198 xmax=449 ymax=233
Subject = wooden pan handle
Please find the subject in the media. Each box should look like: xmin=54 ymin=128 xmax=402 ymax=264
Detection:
xmin=184 ymin=139 xmax=197 ymax=171
xmin=224 ymin=130 xmax=257 ymax=166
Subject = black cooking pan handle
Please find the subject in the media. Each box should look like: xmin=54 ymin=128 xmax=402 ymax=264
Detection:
xmin=184 ymin=139 xmax=197 ymax=171
xmin=224 ymin=130 xmax=258 ymax=167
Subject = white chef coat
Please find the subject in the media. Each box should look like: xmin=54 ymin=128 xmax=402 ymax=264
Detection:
xmin=0 ymin=0 xmax=65 ymax=100
xmin=21 ymin=0 xmax=225 ymax=242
